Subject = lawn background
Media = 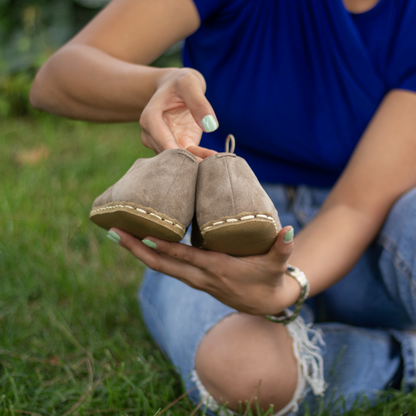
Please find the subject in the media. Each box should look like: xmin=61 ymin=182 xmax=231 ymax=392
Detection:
xmin=1 ymin=116 xmax=416 ymax=415
xmin=1 ymin=1 xmax=416 ymax=413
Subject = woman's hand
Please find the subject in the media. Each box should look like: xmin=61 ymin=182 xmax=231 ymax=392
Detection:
xmin=140 ymin=68 xmax=219 ymax=160
xmin=111 ymin=226 xmax=301 ymax=315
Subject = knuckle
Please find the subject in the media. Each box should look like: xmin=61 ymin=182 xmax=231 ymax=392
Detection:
xmin=145 ymin=258 xmax=160 ymax=272
xmin=180 ymin=251 xmax=195 ymax=264
xmin=188 ymin=100 xmax=207 ymax=114
xmin=120 ymin=239 xmax=133 ymax=252
xmin=176 ymin=71 xmax=203 ymax=92
xmin=176 ymin=71 xmax=195 ymax=85
xmin=167 ymin=244 xmax=195 ymax=264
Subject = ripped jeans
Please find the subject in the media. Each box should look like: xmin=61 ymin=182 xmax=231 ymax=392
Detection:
xmin=138 ymin=185 xmax=416 ymax=415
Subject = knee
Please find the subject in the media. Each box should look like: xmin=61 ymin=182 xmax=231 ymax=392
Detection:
xmin=194 ymin=314 xmax=298 ymax=413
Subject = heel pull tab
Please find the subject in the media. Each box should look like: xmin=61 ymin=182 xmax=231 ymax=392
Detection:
xmin=225 ymin=134 xmax=236 ymax=154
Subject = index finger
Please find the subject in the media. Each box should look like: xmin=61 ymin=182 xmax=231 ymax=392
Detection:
xmin=140 ymin=110 xmax=181 ymax=153
xmin=110 ymin=228 xmax=217 ymax=290
xmin=141 ymin=235 xmax=227 ymax=271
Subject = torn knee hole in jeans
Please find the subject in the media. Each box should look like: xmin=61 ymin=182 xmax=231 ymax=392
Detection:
xmin=191 ymin=314 xmax=326 ymax=416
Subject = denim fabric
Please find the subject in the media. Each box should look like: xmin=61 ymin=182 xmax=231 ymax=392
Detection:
xmin=138 ymin=184 xmax=416 ymax=415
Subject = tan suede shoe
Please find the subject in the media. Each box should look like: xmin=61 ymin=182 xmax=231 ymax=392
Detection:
xmin=192 ymin=136 xmax=281 ymax=256
xmin=90 ymin=149 xmax=198 ymax=241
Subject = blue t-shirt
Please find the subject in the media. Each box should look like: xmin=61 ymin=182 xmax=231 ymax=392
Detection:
xmin=183 ymin=0 xmax=416 ymax=186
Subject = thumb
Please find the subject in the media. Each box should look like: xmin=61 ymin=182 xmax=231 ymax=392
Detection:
xmin=267 ymin=226 xmax=294 ymax=267
xmin=176 ymin=71 xmax=219 ymax=134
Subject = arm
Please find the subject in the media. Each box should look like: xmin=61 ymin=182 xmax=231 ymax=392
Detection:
xmin=292 ymin=89 xmax=416 ymax=296
xmin=30 ymin=0 xmax=200 ymax=121
xmin=113 ymin=89 xmax=416 ymax=315
xmin=30 ymin=0 xmax=218 ymax=157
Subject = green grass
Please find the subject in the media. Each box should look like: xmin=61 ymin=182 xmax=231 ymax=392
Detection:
xmin=1 ymin=115 xmax=416 ymax=415
xmin=0 ymin=116 xmax=188 ymax=415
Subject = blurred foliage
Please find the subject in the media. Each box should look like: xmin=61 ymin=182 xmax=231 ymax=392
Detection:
xmin=0 ymin=0 xmax=182 ymax=118
xmin=0 ymin=0 xmax=109 ymax=117
xmin=0 ymin=0 xmax=109 ymax=74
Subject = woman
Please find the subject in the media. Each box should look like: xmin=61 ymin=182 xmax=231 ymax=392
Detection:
xmin=30 ymin=0 xmax=416 ymax=414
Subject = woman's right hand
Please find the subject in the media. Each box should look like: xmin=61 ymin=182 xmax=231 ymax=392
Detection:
xmin=140 ymin=67 xmax=219 ymax=160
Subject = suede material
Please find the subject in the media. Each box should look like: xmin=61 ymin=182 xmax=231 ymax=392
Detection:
xmin=92 ymin=149 xmax=198 ymax=227
xmin=196 ymin=153 xmax=281 ymax=227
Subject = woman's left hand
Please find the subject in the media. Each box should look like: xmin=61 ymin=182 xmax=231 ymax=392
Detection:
xmin=110 ymin=226 xmax=300 ymax=316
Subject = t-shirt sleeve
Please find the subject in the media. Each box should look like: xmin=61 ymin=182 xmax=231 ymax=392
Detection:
xmin=191 ymin=0 xmax=226 ymax=21
xmin=385 ymin=1 xmax=416 ymax=93
xmin=190 ymin=0 xmax=250 ymax=22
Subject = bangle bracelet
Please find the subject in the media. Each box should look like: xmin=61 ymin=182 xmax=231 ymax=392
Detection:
xmin=263 ymin=265 xmax=310 ymax=325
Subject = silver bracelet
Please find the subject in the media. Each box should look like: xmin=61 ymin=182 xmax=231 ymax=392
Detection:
xmin=263 ymin=265 xmax=310 ymax=325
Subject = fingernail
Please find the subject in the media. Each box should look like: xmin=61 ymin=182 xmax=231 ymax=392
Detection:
xmin=107 ymin=230 xmax=120 ymax=244
xmin=283 ymin=227 xmax=294 ymax=243
xmin=202 ymin=115 xmax=218 ymax=132
xmin=142 ymin=239 xmax=157 ymax=249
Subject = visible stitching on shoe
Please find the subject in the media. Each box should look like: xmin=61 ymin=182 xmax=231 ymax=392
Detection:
xmin=201 ymin=214 xmax=277 ymax=233
xmin=90 ymin=205 xmax=185 ymax=231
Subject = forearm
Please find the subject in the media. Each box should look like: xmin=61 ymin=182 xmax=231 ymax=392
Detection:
xmin=289 ymin=203 xmax=380 ymax=297
xmin=281 ymin=90 xmax=416 ymax=305
xmin=30 ymin=44 xmax=175 ymax=121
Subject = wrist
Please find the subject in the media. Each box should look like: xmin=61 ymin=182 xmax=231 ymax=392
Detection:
xmin=265 ymin=266 xmax=308 ymax=324
xmin=272 ymin=269 xmax=302 ymax=314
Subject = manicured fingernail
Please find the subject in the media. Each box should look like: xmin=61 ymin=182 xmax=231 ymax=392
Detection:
xmin=283 ymin=227 xmax=294 ymax=243
xmin=107 ymin=230 xmax=120 ymax=244
xmin=142 ymin=239 xmax=157 ymax=249
xmin=202 ymin=115 xmax=218 ymax=132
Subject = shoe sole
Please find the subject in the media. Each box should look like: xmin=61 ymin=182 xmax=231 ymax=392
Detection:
xmin=90 ymin=201 xmax=185 ymax=241
xmin=199 ymin=212 xmax=278 ymax=256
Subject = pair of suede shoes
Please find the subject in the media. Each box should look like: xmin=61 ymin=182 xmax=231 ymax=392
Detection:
xmin=90 ymin=136 xmax=282 ymax=256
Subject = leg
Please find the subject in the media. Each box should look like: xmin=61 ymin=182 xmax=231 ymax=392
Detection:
xmin=195 ymin=314 xmax=298 ymax=413
xmin=195 ymin=317 xmax=409 ymax=415
xmin=139 ymin=267 xmax=411 ymax=415
xmin=139 ymin=266 xmax=312 ymax=415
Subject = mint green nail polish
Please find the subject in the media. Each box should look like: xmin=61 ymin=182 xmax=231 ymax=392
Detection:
xmin=108 ymin=230 xmax=121 ymax=242
xmin=284 ymin=228 xmax=294 ymax=243
xmin=107 ymin=234 xmax=119 ymax=245
xmin=202 ymin=115 xmax=218 ymax=132
xmin=142 ymin=239 xmax=157 ymax=249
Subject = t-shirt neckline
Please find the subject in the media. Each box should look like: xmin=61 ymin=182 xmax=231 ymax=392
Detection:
xmin=343 ymin=0 xmax=388 ymax=16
